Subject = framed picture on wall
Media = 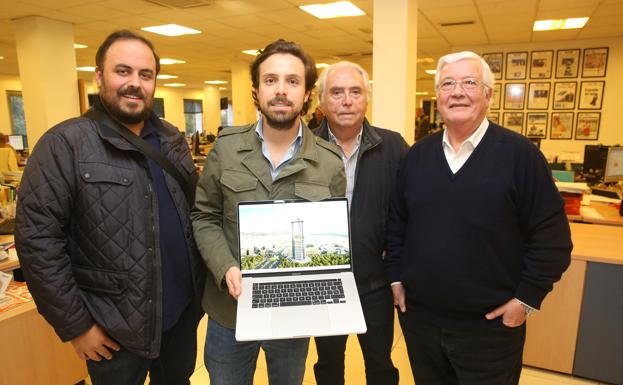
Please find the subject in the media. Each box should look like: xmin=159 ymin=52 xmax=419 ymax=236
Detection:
xmin=487 ymin=111 xmax=499 ymax=124
xmin=552 ymin=82 xmax=577 ymax=109
xmin=506 ymin=52 xmax=528 ymax=80
xmin=555 ymin=49 xmax=580 ymax=78
xmin=582 ymin=47 xmax=608 ymax=77
xmin=530 ymin=50 xmax=553 ymax=79
xmin=482 ymin=52 xmax=503 ymax=80
xmin=578 ymin=81 xmax=605 ymax=109
xmin=504 ymin=83 xmax=526 ymax=109
xmin=526 ymin=112 xmax=548 ymax=138
xmin=575 ymin=112 xmax=600 ymax=140
xmin=503 ymin=112 xmax=524 ymax=134
xmin=550 ymin=112 xmax=574 ymax=140
xmin=527 ymin=82 xmax=551 ymax=109
xmin=490 ymin=83 xmax=501 ymax=110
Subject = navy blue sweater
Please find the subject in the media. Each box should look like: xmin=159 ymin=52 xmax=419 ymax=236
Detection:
xmin=385 ymin=123 xmax=572 ymax=328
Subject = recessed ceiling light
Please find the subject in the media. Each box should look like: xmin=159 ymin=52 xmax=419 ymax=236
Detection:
xmin=77 ymin=66 xmax=96 ymax=72
xmin=164 ymin=83 xmax=186 ymax=87
xmin=425 ymin=69 xmax=437 ymax=75
xmin=533 ymin=17 xmax=589 ymax=31
xmin=416 ymin=92 xmax=429 ymax=95
xmin=157 ymin=74 xmax=178 ymax=79
xmin=242 ymin=49 xmax=260 ymax=56
xmin=74 ymin=43 xmax=88 ymax=49
xmin=368 ymin=80 xmax=373 ymax=84
xmin=204 ymin=80 xmax=228 ymax=84
xmin=417 ymin=58 xmax=435 ymax=64
xmin=141 ymin=24 xmax=201 ymax=37
xmin=218 ymin=87 xmax=227 ymax=90
xmin=300 ymin=1 xmax=365 ymax=19
xmin=160 ymin=58 xmax=186 ymax=65
xmin=0 ymin=56 xmax=4 ymax=60
xmin=316 ymin=63 xmax=330 ymax=68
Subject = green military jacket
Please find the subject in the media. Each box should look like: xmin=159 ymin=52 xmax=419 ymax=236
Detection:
xmin=191 ymin=121 xmax=346 ymax=328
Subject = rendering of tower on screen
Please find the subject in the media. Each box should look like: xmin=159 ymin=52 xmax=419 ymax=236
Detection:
xmin=291 ymin=218 xmax=307 ymax=262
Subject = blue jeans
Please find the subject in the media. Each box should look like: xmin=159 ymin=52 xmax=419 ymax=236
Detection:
xmin=204 ymin=317 xmax=309 ymax=385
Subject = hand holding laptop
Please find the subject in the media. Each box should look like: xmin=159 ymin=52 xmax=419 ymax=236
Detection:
xmin=225 ymin=266 xmax=242 ymax=300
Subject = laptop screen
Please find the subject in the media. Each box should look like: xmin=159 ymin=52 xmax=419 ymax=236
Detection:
xmin=238 ymin=199 xmax=351 ymax=275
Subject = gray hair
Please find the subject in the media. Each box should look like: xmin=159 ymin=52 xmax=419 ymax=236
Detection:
xmin=317 ymin=61 xmax=370 ymax=102
xmin=434 ymin=51 xmax=494 ymax=93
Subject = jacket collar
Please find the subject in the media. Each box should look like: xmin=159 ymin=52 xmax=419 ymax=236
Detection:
xmin=316 ymin=117 xmax=382 ymax=154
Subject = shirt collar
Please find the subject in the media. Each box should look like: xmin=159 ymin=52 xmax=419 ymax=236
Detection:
xmin=140 ymin=120 xmax=156 ymax=140
xmin=326 ymin=124 xmax=364 ymax=147
xmin=442 ymin=117 xmax=489 ymax=152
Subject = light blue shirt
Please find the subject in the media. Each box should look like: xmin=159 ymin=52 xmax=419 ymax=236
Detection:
xmin=327 ymin=124 xmax=363 ymax=206
xmin=255 ymin=118 xmax=303 ymax=181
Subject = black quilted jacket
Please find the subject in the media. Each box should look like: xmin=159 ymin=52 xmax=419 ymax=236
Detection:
xmin=15 ymin=109 xmax=205 ymax=359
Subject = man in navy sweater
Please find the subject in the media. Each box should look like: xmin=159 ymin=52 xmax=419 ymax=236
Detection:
xmin=385 ymin=51 xmax=572 ymax=385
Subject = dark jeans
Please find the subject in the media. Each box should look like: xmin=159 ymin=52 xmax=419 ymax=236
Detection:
xmin=314 ymin=286 xmax=399 ymax=385
xmin=398 ymin=310 xmax=525 ymax=385
xmin=87 ymin=304 xmax=198 ymax=385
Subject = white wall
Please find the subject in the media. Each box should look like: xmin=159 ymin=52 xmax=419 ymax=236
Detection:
xmin=456 ymin=37 xmax=623 ymax=161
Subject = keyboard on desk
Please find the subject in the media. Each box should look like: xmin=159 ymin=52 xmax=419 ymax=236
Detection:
xmin=251 ymin=278 xmax=345 ymax=308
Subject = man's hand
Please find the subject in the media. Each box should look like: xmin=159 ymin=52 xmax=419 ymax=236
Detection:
xmin=485 ymin=298 xmax=527 ymax=327
xmin=225 ymin=266 xmax=242 ymax=300
xmin=70 ymin=324 xmax=120 ymax=361
xmin=391 ymin=283 xmax=406 ymax=313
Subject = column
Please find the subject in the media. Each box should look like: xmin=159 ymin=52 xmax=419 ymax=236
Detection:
xmin=203 ymin=85 xmax=222 ymax=134
xmin=372 ymin=0 xmax=418 ymax=143
xmin=13 ymin=16 xmax=80 ymax=148
xmin=231 ymin=60 xmax=257 ymax=125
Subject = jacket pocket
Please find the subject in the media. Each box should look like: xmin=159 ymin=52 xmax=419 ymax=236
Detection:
xmin=72 ymin=265 xmax=129 ymax=295
xmin=78 ymin=162 xmax=134 ymax=186
xmin=294 ymin=182 xmax=332 ymax=201
xmin=220 ymin=170 xmax=258 ymax=192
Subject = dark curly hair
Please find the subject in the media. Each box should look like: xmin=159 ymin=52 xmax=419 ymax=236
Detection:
xmin=250 ymin=39 xmax=317 ymax=116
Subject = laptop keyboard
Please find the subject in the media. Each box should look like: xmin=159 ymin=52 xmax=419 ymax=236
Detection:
xmin=251 ymin=278 xmax=346 ymax=308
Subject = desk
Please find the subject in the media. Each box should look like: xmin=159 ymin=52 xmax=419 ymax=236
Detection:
xmin=0 ymin=237 xmax=87 ymax=385
xmin=579 ymin=202 xmax=623 ymax=226
xmin=524 ymin=223 xmax=623 ymax=384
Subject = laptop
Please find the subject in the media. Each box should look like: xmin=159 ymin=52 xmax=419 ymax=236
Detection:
xmin=235 ymin=198 xmax=367 ymax=341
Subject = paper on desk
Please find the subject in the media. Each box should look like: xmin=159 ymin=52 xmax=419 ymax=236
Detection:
xmin=580 ymin=207 xmax=604 ymax=219
xmin=556 ymin=182 xmax=591 ymax=194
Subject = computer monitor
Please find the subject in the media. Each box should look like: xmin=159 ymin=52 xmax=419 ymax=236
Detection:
xmin=8 ymin=135 xmax=25 ymax=151
xmin=604 ymin=146 xmax=623 ymax=183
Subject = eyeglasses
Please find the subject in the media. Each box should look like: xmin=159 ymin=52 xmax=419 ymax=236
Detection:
xmin=438 ymin=78 xmax=483 ymax=92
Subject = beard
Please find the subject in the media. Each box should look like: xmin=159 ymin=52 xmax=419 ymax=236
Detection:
xmin=260 ymin=96 xmax=302 ymax=131
xmin=100 ymin=84 xmax=153 ymax=125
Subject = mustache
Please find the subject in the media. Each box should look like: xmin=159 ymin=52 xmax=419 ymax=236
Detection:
xmin=117 ymin=86 xmax=145 ymax=100
xmin=268 ymin=96 xmax=293 ymax=106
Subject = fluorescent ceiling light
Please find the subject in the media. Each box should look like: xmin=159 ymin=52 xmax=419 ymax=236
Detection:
xmin=157 ymin=74 xmax=178 ymax=79
xmin=368 ymin=80 xmax=373 ymax=84
xmin=142 ymin=24 xmax=201 ymax=37
xmin=242 ymin=49 xmax=260 ymax=56
xmin=160 ymin=58 xmax=186 ymax=65
xmin=219 ymin=87 xmax=227 ymax=90
xmin=533 ymin=17 xmax=589 ymax=31
xmin=164 ymin=83 xmax=186 ymax=87
xmin=0 ymin=56 xmax=4 ymax=60
xmin=204 ymin=80 xmax=228 ymax=84
xmin=300 ymin=1 xmax=365 ymax=19
xmin=415 ymin=92 xmax=429 ymax=95
xmin=417 ymin=58 xmax=435 ymax=64
xmin=316 ymin=63 xmax=330 ymax=68
xmin=425 ymin=69 xmax=437 ymax=75
xmin=77 ymin=66 xmax=96 ymax=72
xmin=74 ymin=43 xmax=88 ymax=49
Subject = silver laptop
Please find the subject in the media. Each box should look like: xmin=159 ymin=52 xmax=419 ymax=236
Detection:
xmin=235 ymin=198 xmax=367 ymax=341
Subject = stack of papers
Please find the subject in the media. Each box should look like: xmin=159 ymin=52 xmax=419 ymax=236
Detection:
xmin=555 ymin=182 xmax=591 ymax=194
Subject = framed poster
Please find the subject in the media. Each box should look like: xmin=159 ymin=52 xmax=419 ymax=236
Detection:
xmin=582 ymin=47 xmax=608 ymax=77
xmin=575 ymin=112 xmax=600 ymax=140
xmin=483 ymin=52 xmax=503 ymax=80
xmin=555 ymin=49 xmax=580 ymax=78
xmin=487 ymin=111 xmax=499 ymax=124
xmin=550 ymin=112 xmax=574 ymax=140
xmin=578 ymin=81 xmax=605 ymax=109
xmin=526 ymin=112 xmax=548 ymax=138
xmin=505 ymin=52 xmax=528 ymax=80
xmin=504 ymin=83 xmax=526 ymax=110
xmin=552 ymin=82 xmax=577 ymax=110
xmin=527 ymin=82 xmax=551 ymax=109
xmin=530 ymin=50 xmax=553 ymax=79
xmin=503 ymin=112 xmax=524 ymax=134
xmin=490 ymin=83 xmax=501 ymax=110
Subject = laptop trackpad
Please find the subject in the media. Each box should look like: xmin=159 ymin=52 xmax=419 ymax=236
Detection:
xmin=272 ymin=306 xmax=331 ymax=338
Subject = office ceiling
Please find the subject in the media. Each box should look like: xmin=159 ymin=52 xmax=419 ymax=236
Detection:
xmin=0 ymin=0 xmax=622 ymax=96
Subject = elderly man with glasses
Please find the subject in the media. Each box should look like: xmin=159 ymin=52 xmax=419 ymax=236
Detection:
xmin=384 ymin=51 xmax=572 ymax=385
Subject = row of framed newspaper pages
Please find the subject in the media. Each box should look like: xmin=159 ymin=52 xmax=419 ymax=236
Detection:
xmin=482 ymin=47 xmax=608 ymax=141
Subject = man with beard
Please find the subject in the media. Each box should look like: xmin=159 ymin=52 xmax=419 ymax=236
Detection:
xmin=192 ymin=39 xmax=345 ymax=385
xmin=15 ymin=30 xmax=205 ymax=385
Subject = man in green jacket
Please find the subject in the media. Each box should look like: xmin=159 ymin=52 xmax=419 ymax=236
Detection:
xmin=191 ymin=39 xmax=346 ymax=385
